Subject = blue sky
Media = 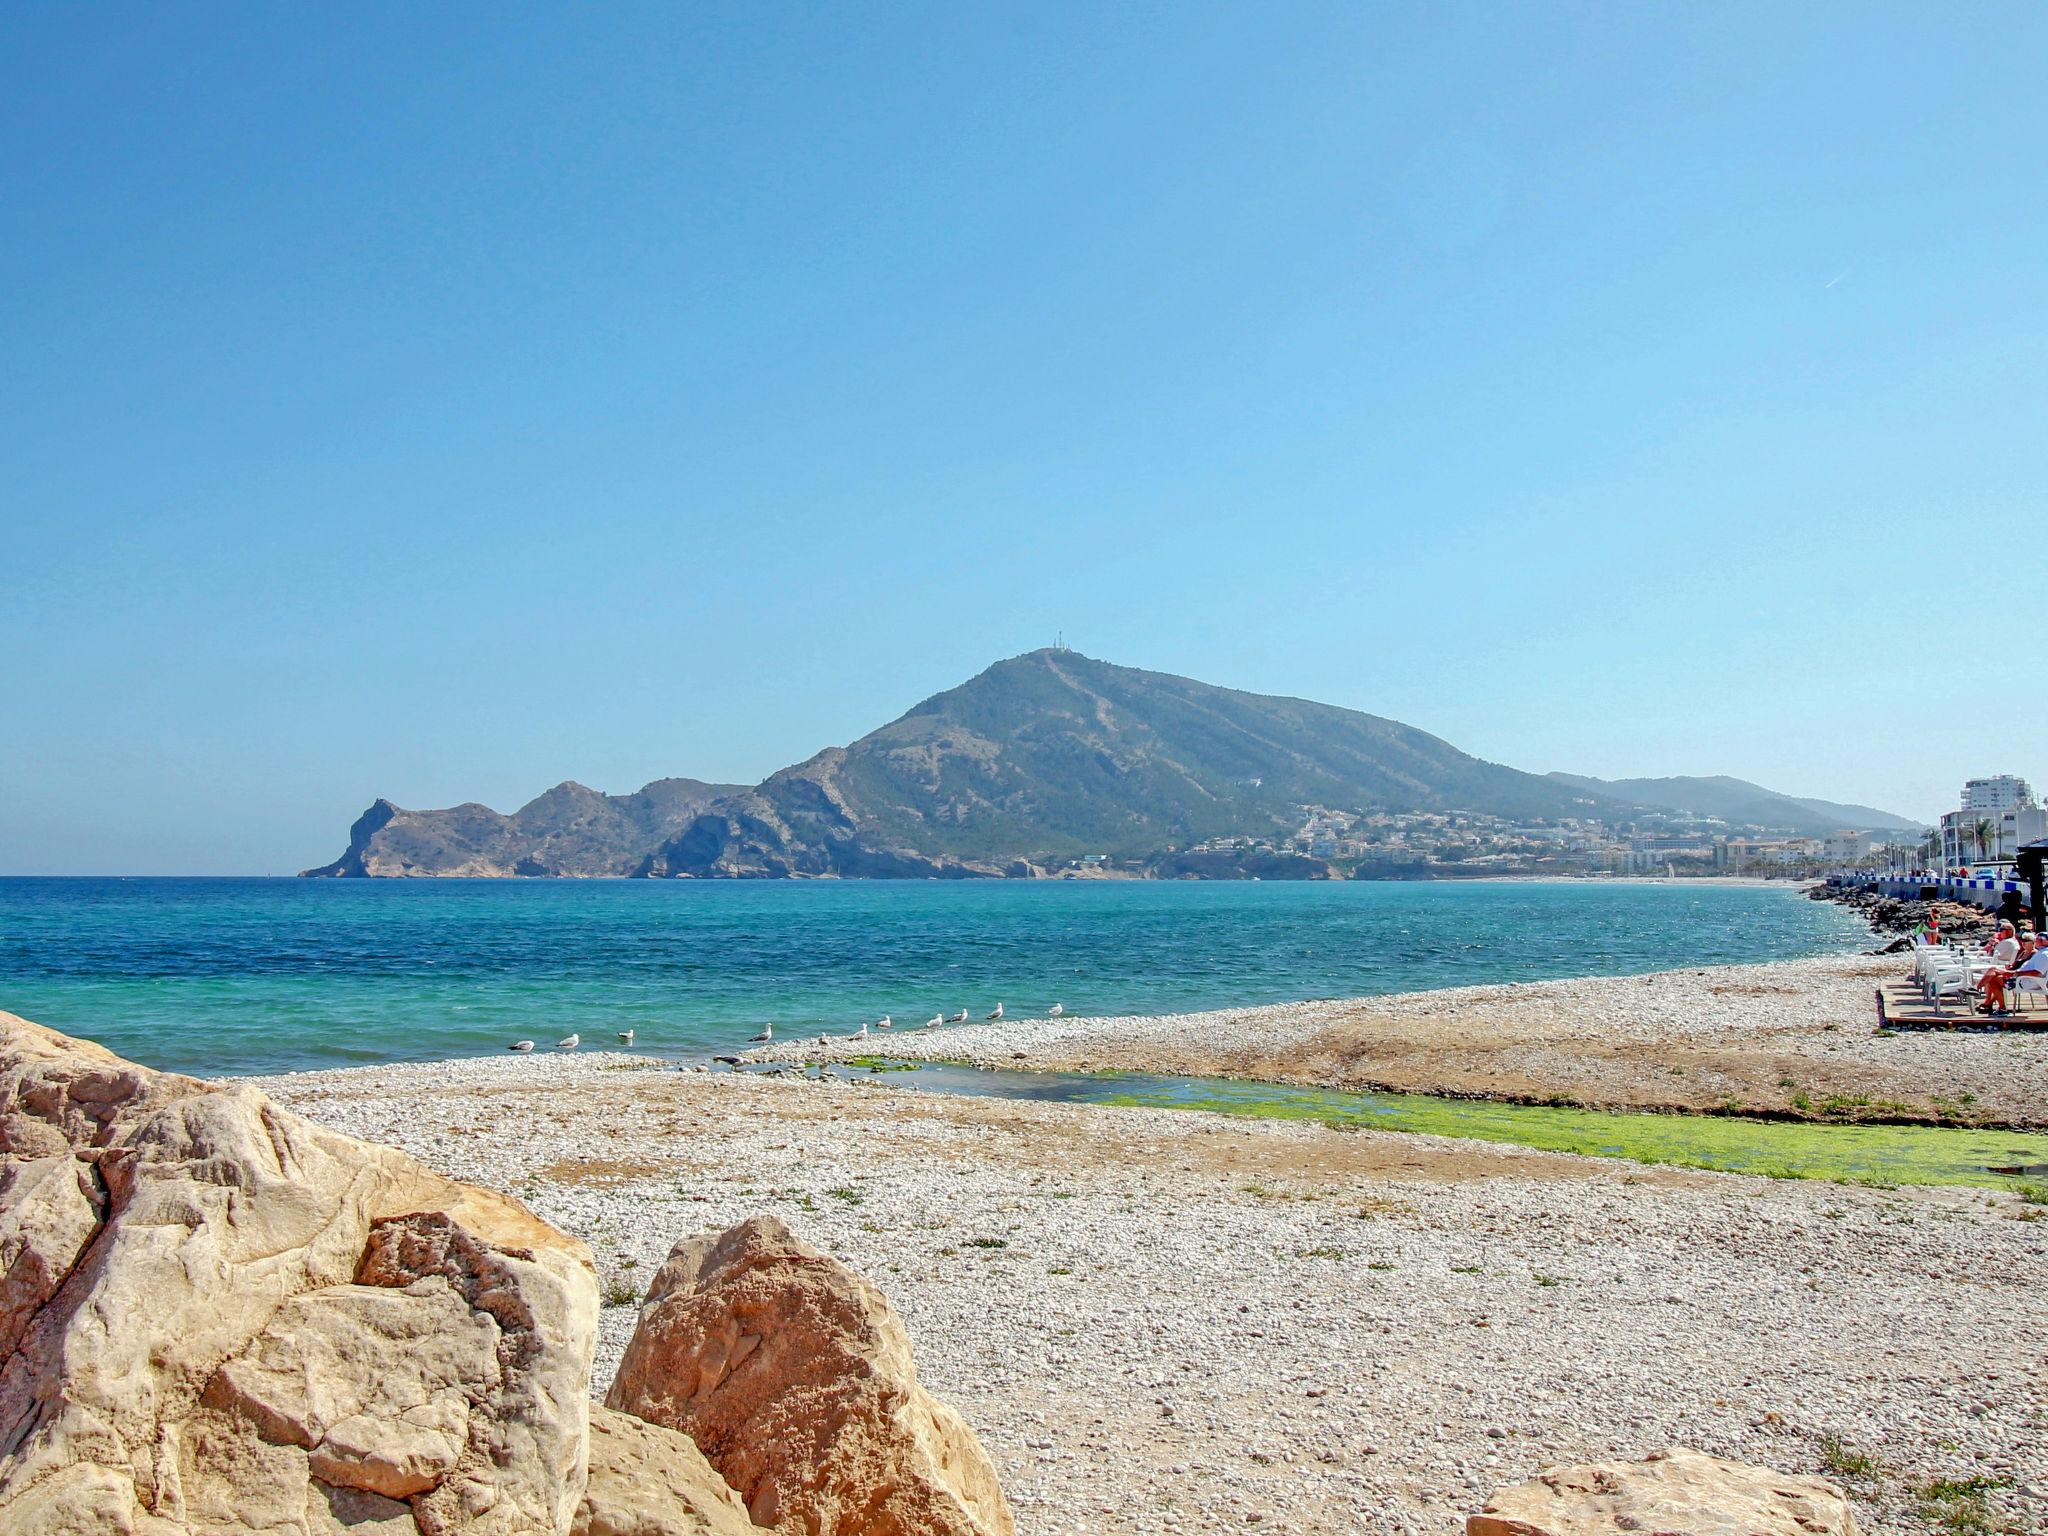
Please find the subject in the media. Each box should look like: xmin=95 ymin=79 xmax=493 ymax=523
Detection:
xmin=5 ymin=3 xmax=2044 ymax=873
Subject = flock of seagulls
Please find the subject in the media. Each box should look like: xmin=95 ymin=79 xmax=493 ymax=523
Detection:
xmin=508 ymin=1001 xmax=1066 ymax=1054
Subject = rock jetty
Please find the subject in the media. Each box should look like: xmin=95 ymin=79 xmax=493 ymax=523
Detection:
xmin=1806 ymin=882 xmax=2000 ymax=943
xmin=0 ymin=1011 xmax=1011 ymax=1536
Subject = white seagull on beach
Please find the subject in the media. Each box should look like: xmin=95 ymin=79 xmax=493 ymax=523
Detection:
xmin=748 ymin=1023 xmax=774 ymax=1043
xmin=923 ymin=1014 xmax=943 ymax=1030
xmin=509 ymin=1040 xmax=535 ymax=1052
xmin=985 ymin=1003 xmax=1004 ymax=1022
xmin=556 ymin=1033 xmax=580 ymax=1050
xmin=1047 ymin=1003 xmax=1064 ymax=1017
xmin=875 ymin=1015 xmax=893 ymax=1030
xmin=617 ymin=1029 xmax=635 ymax=1044
xmin=854 ymin=1018 xmax=870 ymax=1039
xmin=947 ymin=1008 xmax=968 ymax=1024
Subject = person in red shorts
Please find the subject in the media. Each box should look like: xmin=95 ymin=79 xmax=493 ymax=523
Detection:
xmin=1979 ymin=927 xmax=2034 ymax=1014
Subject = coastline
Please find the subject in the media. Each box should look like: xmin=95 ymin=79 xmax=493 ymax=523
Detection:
xmin=744 ymin=953 xmax=2048 ymax=1130
xmin=255 ymin=1045 xmax=2048 ymax=1536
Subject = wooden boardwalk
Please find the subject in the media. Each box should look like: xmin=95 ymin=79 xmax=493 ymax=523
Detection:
xmin=1876 ymin=982 xmax=2048 ymax=1032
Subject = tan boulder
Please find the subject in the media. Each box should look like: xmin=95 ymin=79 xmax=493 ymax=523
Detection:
xmin=1469 ymin=1445 xmax=1860 ymax=1536
xmin=0 ymin=1011 xmax=600 ymax=1536
xmin=607 ymin=1214 xmax=1014 ymax=1536
xmin=575 ymin=1406 xmax=757 ymax=1536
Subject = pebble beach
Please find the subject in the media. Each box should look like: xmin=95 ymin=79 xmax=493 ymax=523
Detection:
xmin=257 ymin=957 xmax=2048 ymax=1536
xmin=747 ymin=954 xmax=2048 ymax=1128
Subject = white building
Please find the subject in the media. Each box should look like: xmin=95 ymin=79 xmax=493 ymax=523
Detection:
xmin=1823 ymin=831 xmax=1878 ymax=862
xmin=1940 ymin=795 xmax=2048 ymax=870
xmin=1962 ymin=775 xmax=2034 ymax=816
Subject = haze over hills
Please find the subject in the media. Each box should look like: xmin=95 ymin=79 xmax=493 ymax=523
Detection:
xmin=305 ymin=651 xmax=1918 ymax=879
xmin=1543 ymin=774 xmax=1921 ymax=839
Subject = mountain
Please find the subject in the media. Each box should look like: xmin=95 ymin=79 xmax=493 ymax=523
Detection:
xmin=302 ymin=778 xmax=743 ymax=877
xmin=314 ymin=651 xmax=1918 ymax=880
xmin=638 ymin=650 xmax=1630 ymax=877
xmin=1544 ymin=773 xmax=1919 ymax=836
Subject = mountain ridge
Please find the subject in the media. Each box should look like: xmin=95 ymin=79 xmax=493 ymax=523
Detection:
xmin=1543 ymin=773 xmax=1920 ymax=837
xmin=304 ymin=651 xmax=1917 ymax=878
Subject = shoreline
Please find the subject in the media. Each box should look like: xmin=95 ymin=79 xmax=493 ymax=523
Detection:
xmin=742 ymin=953 xmax=2048 ymax=1130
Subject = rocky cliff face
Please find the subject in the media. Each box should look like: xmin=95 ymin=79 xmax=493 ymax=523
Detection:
xmin=0 ymin=1013 xmax=1013 ymax=1536
xmin=303 ymin=778 xmax=743 ymax=877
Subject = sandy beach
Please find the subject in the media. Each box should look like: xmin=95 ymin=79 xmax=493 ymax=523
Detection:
xmin=746 ymin=954 xmax=2048 ymax=1129
xmin=255 ymin=958 xmax=2048 ymax=1536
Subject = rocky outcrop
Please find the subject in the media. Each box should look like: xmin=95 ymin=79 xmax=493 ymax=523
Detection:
xmin=0 ymin=1010 xmax=599 ymax=1535
xmin=303 ymin=779 xmax=743 ymax=878
xmin=607 ymin=1215 xmax=1015 ymax=1536
xmin=1469 ymin=1446 xmax=1859 ymax=1536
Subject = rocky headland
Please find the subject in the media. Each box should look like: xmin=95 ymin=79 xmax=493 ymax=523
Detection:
xmin=304 ymin=650 xmax=1915 ymax=881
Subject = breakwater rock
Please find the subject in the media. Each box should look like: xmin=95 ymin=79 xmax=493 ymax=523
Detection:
xmin=0 ymin=1012 xmax=1010 ymax=1536
xmin=1807 ymin=883 xmax=1998 ymax=942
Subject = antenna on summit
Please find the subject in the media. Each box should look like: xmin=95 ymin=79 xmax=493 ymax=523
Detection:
xmin=1054 ymin=630 xmax=1069 ymax=653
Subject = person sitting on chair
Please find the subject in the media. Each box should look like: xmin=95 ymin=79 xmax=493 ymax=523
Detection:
xmin=1979 ymin=929 xmax=2035 ymax=1014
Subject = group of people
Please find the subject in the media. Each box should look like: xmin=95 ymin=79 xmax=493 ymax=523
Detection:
xmin=1975 ymin=921 xmax=2047 ymax=1015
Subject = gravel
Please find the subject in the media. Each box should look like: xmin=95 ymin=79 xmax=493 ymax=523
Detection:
xmin=258 ymin=1051 xmax=2048 ymax=1536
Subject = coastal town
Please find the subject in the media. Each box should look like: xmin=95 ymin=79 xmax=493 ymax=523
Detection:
xmin=1163 ymin=773 xmax=2044 ymax=882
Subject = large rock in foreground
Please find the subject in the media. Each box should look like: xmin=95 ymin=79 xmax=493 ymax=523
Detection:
xmin=607 ymin=1215 xmax=1015 ymax=1536
xmin=0 ymin=1011 xmax=601 ymax=1535
xmin=575 ymin=1406 xmax=758 ymax=1536
xmin=1469 ymin=1446 xmax=1860 ymax=1536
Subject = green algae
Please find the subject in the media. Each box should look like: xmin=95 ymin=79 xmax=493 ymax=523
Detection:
xmin=1085 ymin=1077 xmax=2048 ymax=1191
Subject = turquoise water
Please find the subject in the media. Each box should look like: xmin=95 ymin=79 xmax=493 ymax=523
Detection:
xmin=0 ymin=878 xmax=1865 ymax=1077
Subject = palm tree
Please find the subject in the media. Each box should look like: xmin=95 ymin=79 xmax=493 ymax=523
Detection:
xmin=1974 ymin=818 xmax=1994 ymax=862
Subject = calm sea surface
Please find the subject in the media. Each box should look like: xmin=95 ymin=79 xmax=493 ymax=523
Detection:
xmin=0 ymin=878 xmax=1867 ymax=1077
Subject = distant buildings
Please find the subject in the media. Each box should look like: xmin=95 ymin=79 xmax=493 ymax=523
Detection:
xmin=1963 ymin=775 xmax=2033 ymax=816
xmin=1939 ymin=774 xmax=2040 ymax=868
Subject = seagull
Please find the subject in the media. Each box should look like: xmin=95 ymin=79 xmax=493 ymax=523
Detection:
xmin=947 ymin=1009 xmax=968 ymax=1024
xmin=854 ymin=1018 xmax=870 ymax=1039
xmin=556 ymin=1033 xmax=580 ymax=1050
xmin=748 ymin=1023 xmax=774 ymax=1043
xmin=923 ymin=1014 xmax=943 ymax=1030
xmin=617 ymin=1029 xmax=635 ymax=1044
xmin=509 ymin=1040 xmax=535 ymax=1052
xmin=1047 ymin=1003 xmax=1065 ymax=1017
xmin=985 ymin=1003 xmax=1004 ymax=1022
xmin=875 ymin=1015 xmax=893 ymax=1030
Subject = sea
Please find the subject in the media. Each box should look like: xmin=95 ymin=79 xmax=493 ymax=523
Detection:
xmin=0 ymin=877 xmax=1871 ymax=1079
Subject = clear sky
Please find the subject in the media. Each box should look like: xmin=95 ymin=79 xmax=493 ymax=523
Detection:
xmin=5 ymin=3 xmax=2044 ymax=874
